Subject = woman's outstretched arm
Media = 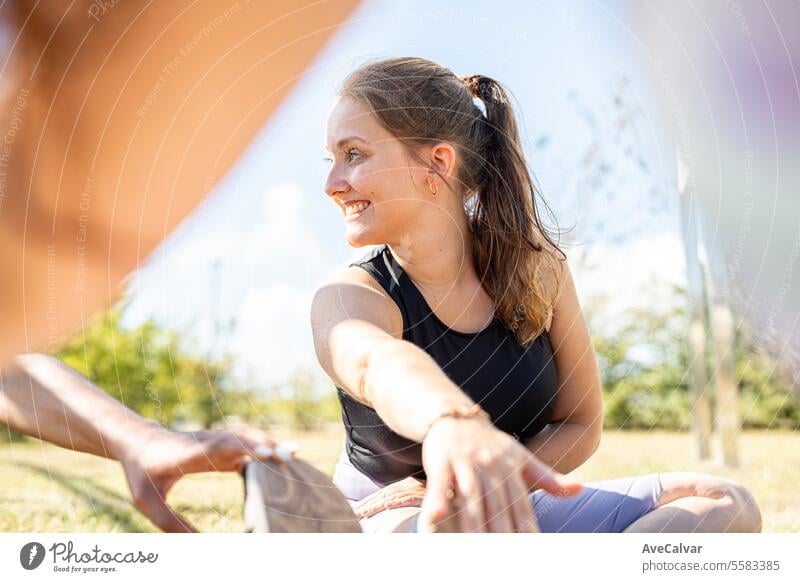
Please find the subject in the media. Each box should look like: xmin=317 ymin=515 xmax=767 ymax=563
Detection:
xmin=524 ymin=262 xmax=604 ymax=474
xmin=311 ymin=267 xmax=582 ymax=533
xmin=310 ymin=269 xmax=476 ymax=441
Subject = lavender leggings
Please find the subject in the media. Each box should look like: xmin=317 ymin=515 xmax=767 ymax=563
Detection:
xmin=333 ymin=450 xmax=664 ymax=533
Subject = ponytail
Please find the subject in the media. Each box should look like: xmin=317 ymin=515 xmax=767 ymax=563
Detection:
xmin=461 ymin=74 xmax=565 ymax=344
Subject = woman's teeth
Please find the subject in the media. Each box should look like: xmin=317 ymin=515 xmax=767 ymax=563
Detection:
xmin=345 ymin=201 xmax=370 ymax=217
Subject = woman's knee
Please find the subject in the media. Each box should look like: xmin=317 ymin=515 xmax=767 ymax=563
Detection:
xmin=658 ymin=471 xmax=762 ymax=532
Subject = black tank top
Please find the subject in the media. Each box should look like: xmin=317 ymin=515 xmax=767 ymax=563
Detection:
xmin=336 ymin=245 xmax=559 ymax=486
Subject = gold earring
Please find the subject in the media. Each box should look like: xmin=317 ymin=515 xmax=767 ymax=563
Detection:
xmin=428 ymin=181 xmax=438 ymax=196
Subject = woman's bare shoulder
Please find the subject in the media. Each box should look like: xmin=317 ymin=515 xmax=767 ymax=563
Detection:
xmin=317 ymin=264 xmax=392 ymax=298
xmin=311 ymin=265 xmax=403 ymax=338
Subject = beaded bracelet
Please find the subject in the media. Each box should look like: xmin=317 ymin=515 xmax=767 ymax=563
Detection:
xmin=421 ymin=403 xmax=491 ymax=441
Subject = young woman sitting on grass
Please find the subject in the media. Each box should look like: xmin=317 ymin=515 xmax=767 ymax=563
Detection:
xmin=311 ymin=56 xmax=762 ymax=534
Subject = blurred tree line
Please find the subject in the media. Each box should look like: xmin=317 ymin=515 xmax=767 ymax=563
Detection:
xmin=54 ymin=307 xmax=233 ymax=429
xmin=591 ymin=282 xmax=799 ymax=430
xmin=48 ymin=305 xmax=341 ymax=432
xmin=0 ymin=304 xmax=339 ymax=442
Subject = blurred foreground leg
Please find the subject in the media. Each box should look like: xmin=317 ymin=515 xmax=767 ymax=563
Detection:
xmin=243 ymin=458 xmax=362 ymax=533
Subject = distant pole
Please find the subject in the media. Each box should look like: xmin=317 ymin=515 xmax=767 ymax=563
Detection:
xmin=695 ymin=202 xmax=740 ymax=468
xmin=710 ymin=299 xmax=741 ymax=467
xmin=210 ymin=259 xmax=223 ymax=357
xmin=206 ymin=258 xmax=224 ymax=428
xmin=677 ymin=153 xmax=713 ymax=461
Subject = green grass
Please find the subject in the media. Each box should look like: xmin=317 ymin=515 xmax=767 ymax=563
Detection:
xmin=1 ymin=427 xmax=797 ymax=532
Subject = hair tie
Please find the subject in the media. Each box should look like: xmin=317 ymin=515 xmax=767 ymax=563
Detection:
xmin=460 ymin=74 xmax=497 ymax=103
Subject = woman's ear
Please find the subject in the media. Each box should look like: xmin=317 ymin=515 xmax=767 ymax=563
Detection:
xmin=428 ymin=142 xmax=457 ymax=184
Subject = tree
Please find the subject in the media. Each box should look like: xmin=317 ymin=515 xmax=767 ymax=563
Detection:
xmin=54 ymin=305 xmax=235 ymax=428
xmin=586 ymin=283 xmax=799 ymax=430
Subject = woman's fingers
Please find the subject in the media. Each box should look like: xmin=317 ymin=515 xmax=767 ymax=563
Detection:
xmin=357 ymin=499 xmax=402 ymax=519
xmin=479 ymin=469 xmax=514 ymax=532
xmin=521 ymin=454 xmax=582 ymax=497
xmin=352 ymin=489 xmax=379 ymax=515
xmin=506 ymin=472 xmax=538 ymax=532
xmin=354 ymin=506 xmax=377 ymax=519
xmin=418 ymin=464 xmax=455 ymax=531
xmin=420 ymin=422 xmax=576 ymax=533
xmin=357 ymin=495 xmax=423 ymax=518
xmin=453 ymin=464 xmax=487 ymax=532
xmin=354 ymin=495 xmax=387 ymax=519
xmin=354 ymin=478 xmax=427 ymax=519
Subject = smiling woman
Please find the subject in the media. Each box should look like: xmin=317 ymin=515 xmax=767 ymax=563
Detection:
xmin=310 ymin=56 xmax=762 ymax=534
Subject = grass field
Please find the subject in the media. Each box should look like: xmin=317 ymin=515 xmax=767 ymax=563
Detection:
xmin=1 ymin=427 xmax=797 ymax=532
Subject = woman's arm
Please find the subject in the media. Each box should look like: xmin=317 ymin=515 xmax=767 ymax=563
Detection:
xmin=525 ymin=421 xmax=599 ymax=475
xmin=524 ymin=261 xmax=604 ymax=474
xmin=311 ymin=267 xmax=582 ymax=532
xmin=0 ymin=353 xmax=283 ymax=532
xmin=311 ymin=268 xmax=477 ymax=441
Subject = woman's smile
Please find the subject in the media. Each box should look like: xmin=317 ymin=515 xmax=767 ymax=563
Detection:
xmin=343 ymin=199 xmax=372 ymax=220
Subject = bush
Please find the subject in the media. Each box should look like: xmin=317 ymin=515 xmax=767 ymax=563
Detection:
xmin=590 ymin=284 xmax=799 ymax=431
xmin=0 ymin=425 xmax=26 ymax=443
xmin=53 ymin=304 xmax=242 ymax=429
xmin=260 ymin=370 xmax=342 ymax=431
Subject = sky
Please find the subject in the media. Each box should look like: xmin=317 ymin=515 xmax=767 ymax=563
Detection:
xmin=123 ymin=0 xmax=688 ymax=390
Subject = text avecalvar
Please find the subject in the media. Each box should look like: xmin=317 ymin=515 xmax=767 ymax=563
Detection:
xmin=642 ymin=544 xmax=702 ymax=554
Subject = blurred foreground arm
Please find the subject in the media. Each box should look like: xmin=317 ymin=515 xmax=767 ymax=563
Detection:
xmin=0 ymin=354 xmax=284 ymax=532
xmin=0 ymin=0 xmax=361 ymax=362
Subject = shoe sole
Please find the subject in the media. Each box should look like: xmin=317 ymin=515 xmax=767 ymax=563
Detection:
xmin=243 ymin=458 xmax=362 ymax=533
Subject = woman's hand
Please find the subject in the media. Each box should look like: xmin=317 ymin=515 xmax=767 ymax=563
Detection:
xmin=117 ymin=423 xmax=295 ymax=532
xmin=353 ymin=476 xmax=427 ymax=519
xmin=418 ymin=417 xmax=583 ymax=533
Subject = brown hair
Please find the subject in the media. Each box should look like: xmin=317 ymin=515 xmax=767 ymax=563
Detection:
xmin=339 ymin=56 xmax=567 ymax=345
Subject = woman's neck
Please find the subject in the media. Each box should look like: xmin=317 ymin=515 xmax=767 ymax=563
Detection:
xmin=386 ymin=218 xmax=478 ymax=292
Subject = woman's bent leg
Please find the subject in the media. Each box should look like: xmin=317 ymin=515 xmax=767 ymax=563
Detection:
xmin=356 ymin=472 xmax=761 ymax=533
xmin=361 ymin=474 xmax=663 ymax=533
xmin=530 ymin=473 xmax=663 ymax=533
xmin=623 ymin=471 xmax=762 ymax=533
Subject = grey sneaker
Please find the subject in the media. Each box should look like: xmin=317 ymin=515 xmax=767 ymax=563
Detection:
xmin=243 ymin=458 xmax=362 ymax=533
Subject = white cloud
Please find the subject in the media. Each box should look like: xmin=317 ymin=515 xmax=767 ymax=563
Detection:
xmin=231 ymin=285 xmax=319 ymax=388
xmin=246 ymin=183 xmax=328 ymax=270
xmin=568 ymin=231 xmax=686 ymax=335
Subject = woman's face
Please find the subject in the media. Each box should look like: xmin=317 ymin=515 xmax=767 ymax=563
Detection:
xmin=324 ymin=97 xmax=435 ymax=248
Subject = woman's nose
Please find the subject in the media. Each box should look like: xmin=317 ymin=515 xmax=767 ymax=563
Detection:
xmin=324 ymin=169 xmax=350 ymax=199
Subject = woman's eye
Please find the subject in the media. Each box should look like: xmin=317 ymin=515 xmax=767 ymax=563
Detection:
xmin=323 ymin=149 xmax=363 ymax=166
xmin=345 ymin=149 xmax=362 ymax=163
